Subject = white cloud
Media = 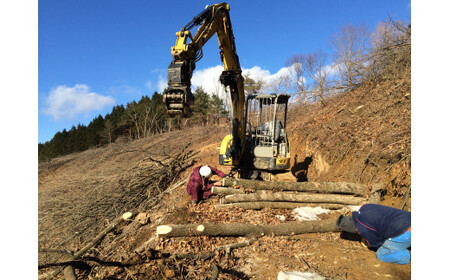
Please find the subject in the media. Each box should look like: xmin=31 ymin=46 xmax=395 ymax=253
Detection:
xmin=157 ymin=73 xmax=167 ymax=93
xmin=191 ymin=65 xmax=291 ymax=97
xmin=191 ymin=65 xmax=227 ymax=100
xmin=155 ymin=64 xmax=311 ymax=102
xmin=145 ymin=80 xmax=153 ymax=91
xmin=323 ymin=63 xmax=339 ymax=77
xmin=43 ymin=84 xmax=115 ymax=120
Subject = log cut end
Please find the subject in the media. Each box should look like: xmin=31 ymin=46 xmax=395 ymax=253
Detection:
xmin=122 ymin=212 xmax=133 ymax=221
xmin=196 ymin=225 xmax=205 ymax=232
xmin=157 ymin=225 xmax=173 ymax=235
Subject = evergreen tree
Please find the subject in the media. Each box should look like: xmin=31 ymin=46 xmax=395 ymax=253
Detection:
xmin=76 ymin=124 xmax=89 ymax=151
xmin=87 ymin=115 xmax=105 ymax=146
xmin=209 ymin=93 xmax=228 ymax=124
xmin=243 ymin=74 xmax=264 ymax=95
xmin=191 ymin=86 xmax=210 ymax=124
xmin=109 ymin=105 xmax=126 ymax=139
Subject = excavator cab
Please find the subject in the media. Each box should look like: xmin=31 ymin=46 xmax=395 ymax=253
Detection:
xmin=244 ymin=93 xmax=291 ymax=171
xmin=220 ymin=93 xmax=291 ymax=175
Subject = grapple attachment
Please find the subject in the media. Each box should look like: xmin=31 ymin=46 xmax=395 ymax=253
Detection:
xmin=163 ymin=60 xmax=195 ymax=118
xmin=162 ymin=86 xmax=194 ymax=117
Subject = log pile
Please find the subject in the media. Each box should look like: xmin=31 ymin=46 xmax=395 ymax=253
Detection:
xmin=212 ymin=178 xmax=374 ymax=210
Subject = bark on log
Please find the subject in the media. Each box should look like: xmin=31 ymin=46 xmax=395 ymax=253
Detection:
xmin=211 ymin=186 xmax=245 ymax=195
xmin=157 ymin=220 xmax=337 ymax=237
xmin=221 ymin=192 xmax=365 ymax=205
xmin=212 ymin=186 xmax=270 ymax=195
xmin=210 ymin=264 xmax=219 ymax=280
xmin=215 ymin=201 xmax=352 ymax=210
xmin=367 ymin=190 xmax=382 ymax=204
xmin=63 ymin=266 xmax=76 ymax=280
xmin=222 ymin=178 xmax=367 ymax=196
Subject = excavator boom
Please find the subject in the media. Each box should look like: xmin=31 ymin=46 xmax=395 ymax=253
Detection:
xmin=163 ymin=3 xmax=246 ymax=165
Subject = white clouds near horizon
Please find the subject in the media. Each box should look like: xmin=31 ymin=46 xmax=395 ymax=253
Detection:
xmin=154 ymin=63 xmax=337 ymax=102
xmin=156 ymin=65 xmax=292 ymax=97
xmin=43 ymin=84 xmax=115 ymax=121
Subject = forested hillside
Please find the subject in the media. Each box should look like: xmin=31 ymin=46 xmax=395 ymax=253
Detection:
xmin=38 ymin=88 xmax=228 ymax=161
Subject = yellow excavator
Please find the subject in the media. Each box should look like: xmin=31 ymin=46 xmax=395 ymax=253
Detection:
xmin=162 ymin=3 xmax=290 ymax=178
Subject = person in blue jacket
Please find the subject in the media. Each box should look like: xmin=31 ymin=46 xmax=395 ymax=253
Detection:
xmin=336 ymin=204 xmax=411 ymax=264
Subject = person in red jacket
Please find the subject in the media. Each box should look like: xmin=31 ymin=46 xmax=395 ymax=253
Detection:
xmin=187 ymin=165 xmax=225 ymax=204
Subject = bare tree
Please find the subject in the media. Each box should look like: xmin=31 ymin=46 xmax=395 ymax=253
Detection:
xmin=286 ymin=54 xmax=309 ymax=104
xmin=267 ymin=73 xmax=291 ymax=95
xmin=212 ymin=78 xmax=231 ymax=119
xmin=369 ymin=18 xmax=411 ymax=80
xmin=124 ymin=101 xmax=141 ymax=139
xmin=304 ymin=49 xmax=329 ymax=105
xmin=330 ymin=23 xmax=371 ymax=91
xmin=372 ymin=17 xmax=410 ymax=49
xmin=101 ymin=119 xmax=114 ymax=145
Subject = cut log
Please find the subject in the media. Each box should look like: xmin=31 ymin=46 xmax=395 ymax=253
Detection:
xmin=222 ymin=178 xmax=367 ymax=196
xmin=212 ymin=186 xmax=270 ymax=195
xmin=63 ymin=266 xmax=76 ymax=280
xmin=211 ymin=186 xmax=245 ymax=195
xmin=157 ymin=220 xmax=337 ymax=237
xmin=215 ymin=201 xmax=352 ymax=210
xmin=221 ymin=192 xmax=365 ymax=205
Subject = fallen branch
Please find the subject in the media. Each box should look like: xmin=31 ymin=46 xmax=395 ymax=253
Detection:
xmin=40 ymin=212 xmax=134 ymax=280
xmin=215 ymin=201 xmax=353 ymax=210
xmin=38 ymin=257 xmax=134 ymax=269
xmin=400 ymin=184 xmax=411 ymax=210
xmin=157 ymin=220 xmax=337 ymax=237
xmin=173 ymin=238 xmax=257 ymax=260
xmin=214 ymin=238 xmax=257 ymax=255
xmin=222 ymin=178 xmax=367 ymax=196
xmin=221 ymin=192 xmax=365 ymax=205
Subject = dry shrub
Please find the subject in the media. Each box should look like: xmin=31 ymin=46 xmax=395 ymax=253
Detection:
xmin=368 ymin=19 xmax=411 ymax=82
xmin=38 ymin=144 xmax=197 ymax=264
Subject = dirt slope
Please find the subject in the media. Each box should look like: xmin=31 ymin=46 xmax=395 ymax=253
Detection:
xmin=38 ymin=78 xmax=411 ymax=279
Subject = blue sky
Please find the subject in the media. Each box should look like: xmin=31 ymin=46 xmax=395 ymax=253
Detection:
xmin=38 ymin=0 xmax=411 ymax=143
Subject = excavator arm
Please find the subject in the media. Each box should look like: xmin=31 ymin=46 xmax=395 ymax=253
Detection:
xmin=163 ymin=3 xmax=245 ymax=165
